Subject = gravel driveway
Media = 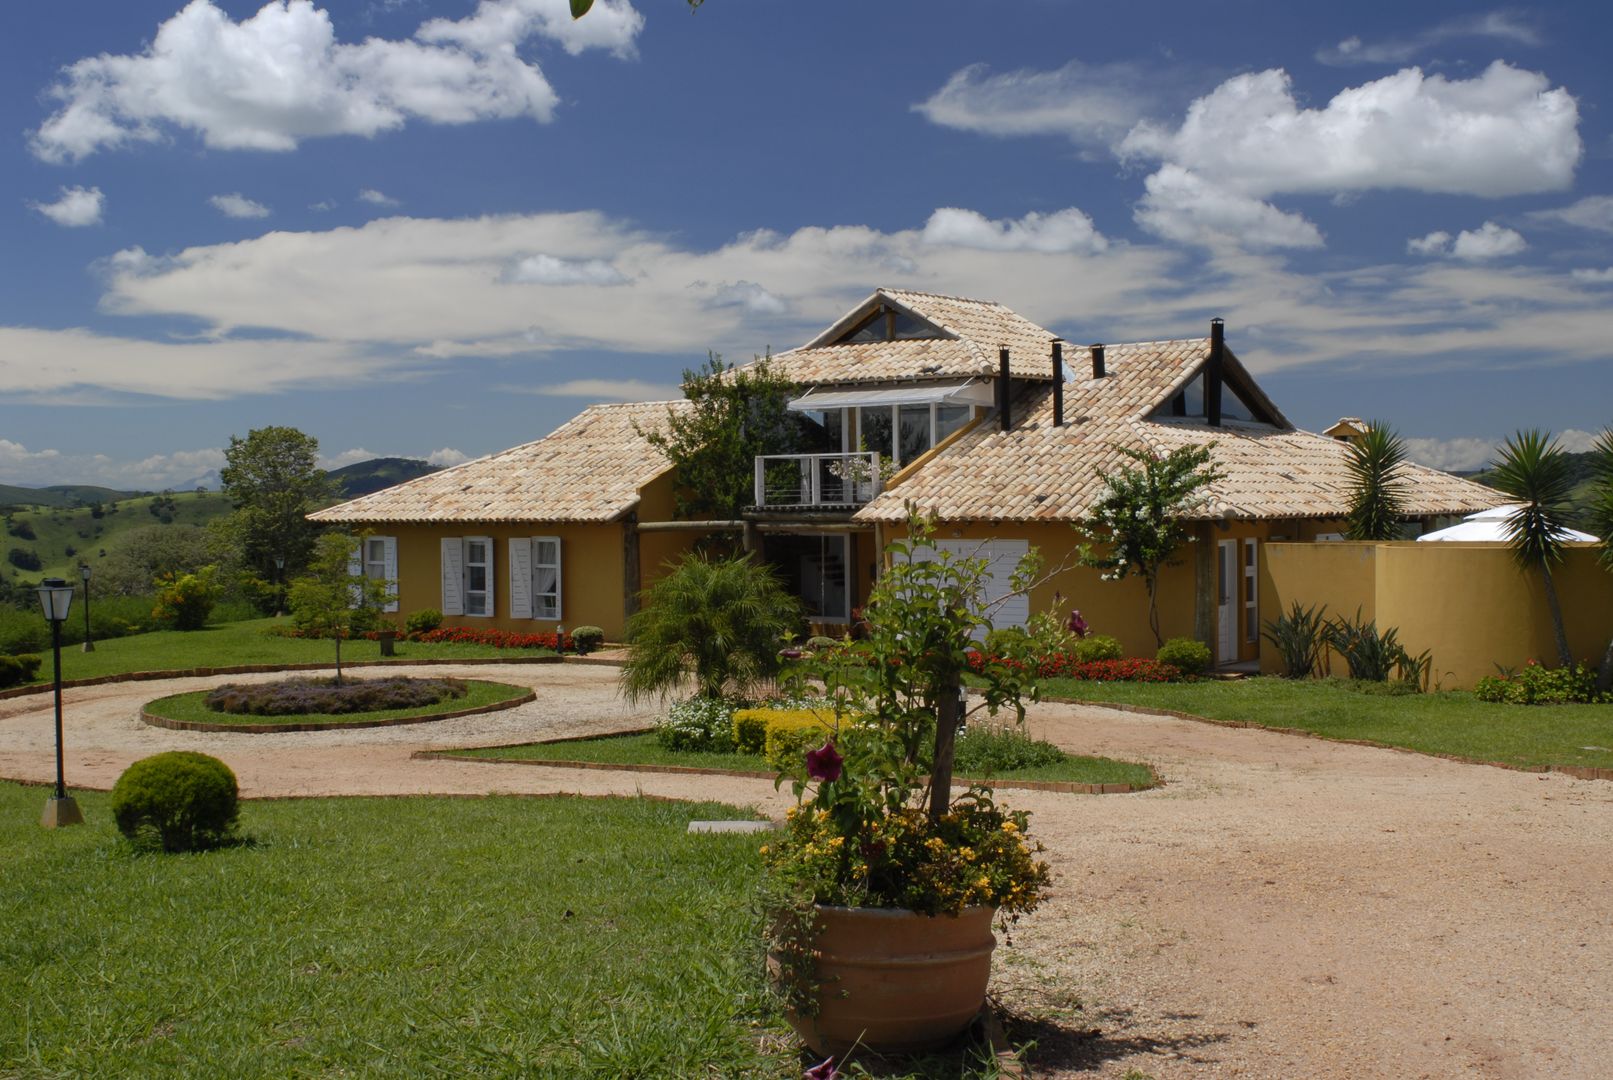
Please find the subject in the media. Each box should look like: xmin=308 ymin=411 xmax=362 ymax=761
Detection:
xmin=2 ymin=662 xmax=1609 ymax=1079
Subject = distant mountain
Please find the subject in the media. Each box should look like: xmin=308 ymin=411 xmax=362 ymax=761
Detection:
xmin=0 ymin=484 xmax=150 ymax=510
xmin=326 ymin=457 xmax=441 ymax=498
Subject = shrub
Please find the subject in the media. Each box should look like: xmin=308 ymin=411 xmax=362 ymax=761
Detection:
xmin=655 ymin=696 xmax=742 ymax=752
xmin=0 ymin=653 xmax=42 ymax=688
xmin=151 ymin=567 xmax=220 ymax=631
xmin=405 ymin=608 xmax=444 ymax=635
xmin=1262 ymin=600 xmax=1328 ymax=678
xmin=983 ymin=626 xmax=1032 ymax=658
xmin=1069 ymin=633 xmax=1123 ymax=664
xmin=731 ymin=704 xmax=851 ymax=760
xmin=7 ymin=548 xmax=41 ymax=571
xmin=1325 ymin=609 xmax=1427 ymax=687
xmin=569 ymin=625 xmax=605 ymax=654
xmin=1156 ymin=637 xmax=1211 ymax=676
xmin=204 ymin=676 xmax=467 ymax=716
xmin=7 ymin=520 xmax=36 ymax=540
xmin=408 ymin=627 xmax=560 ymax=649
xmin=804 ymin=635 xmax=840 ymax=653
xmin=111 ymin=751 xmax=240 ymax=853
xmin=1474 ymin=661 xmax=1608 ymax=705
xmin=953 ymin=724 xmax=1069 ymax=775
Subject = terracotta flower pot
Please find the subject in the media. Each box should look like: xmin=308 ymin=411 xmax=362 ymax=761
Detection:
xmin=778 ymin=904 xmax=997 ymax=1057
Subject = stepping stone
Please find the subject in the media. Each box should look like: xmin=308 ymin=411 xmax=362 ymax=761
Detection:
xmin=687 ymin=820 xmax=777 ymax=834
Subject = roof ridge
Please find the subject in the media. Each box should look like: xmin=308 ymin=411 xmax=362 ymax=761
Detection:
xmin=879 ymin=286 xmax=1006 ymax=308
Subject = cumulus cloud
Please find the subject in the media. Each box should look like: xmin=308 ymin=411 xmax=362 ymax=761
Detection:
xmin=210 ymin=192 xmax=270 ymax=219
xmin=921 ymin=207 xmax=1107 ymax=254
xmin=0 ymin=439 xmax=225 ymax=489
xmin=1317 ymin=11 xmax=1540 ymax=66
xmin=28 ymin=185 xmax=105 ymax=227
xmin=319 ymin=447 xmax=380 ymax=469
xmin=29 ymin=0 xmax=642 ymax=162
xmin=1403 ymin=436 xmax=1498 ymax=473
xmin=358 ymin=188 xmax=401 ymax=207
xmin=426 ymin=447 xmax=470 ymax=466
xmin=1528 ymin=194 xmax=1613 ymax=233
xmin=705 ymin=281 xmax=787 ymax=315
xmin=1134 ymin=166 xmax=1324 ymax=250
xmin=507 ymin=253 xmax=628 ymax=286
xmin=516 ymin=378 xmax=681 ymax=401
xmin=1450 ymin=222 xmax=1526 ymax=260
xmin=1407 ymin=231 xmax=1452 ymax=256
xmin=1571 ymin=267 xmax=1613 ymax=284
xmin=914 ymin=61 xmax=1159 ymax=153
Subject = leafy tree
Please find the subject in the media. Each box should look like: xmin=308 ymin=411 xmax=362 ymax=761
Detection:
xmin=1587 ymin=429 xmax=1613 ymax=691
xmin=1076 ymin=443 xmax=1223 ymax=648
xmin=1489 ymin=430 xmax=1577 ymax=667
xmin=619 ymin=552 xmax=803 ymax=703
xmin=288 ymin=532 xmax=392 ymax=685
xmin=1343 ymin=421 xmax=1409 ymax=541
xmin=96 ymin=525 xmax=217 ymax=597
xmin=639 ymin=352 xmax=803 ymax=520
xmin=219 ymin=426 xmax=336 ymax=585
xmin=151 ymin=567 xmax=221 ymax=631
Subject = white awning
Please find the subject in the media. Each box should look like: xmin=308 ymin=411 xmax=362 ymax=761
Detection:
xmin=787 ymin=380 xmax=995 ymax=412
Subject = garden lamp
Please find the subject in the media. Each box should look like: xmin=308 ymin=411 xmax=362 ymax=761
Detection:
xmin=79 ymin=562 xmax=94 ymax=652
xmin=274 ymin=555 xmax=286 ymax=618
xmin=555 ymin=625 xmax=565 ymax=655
xmin=36 ymin=578 xmax=83 ymax=828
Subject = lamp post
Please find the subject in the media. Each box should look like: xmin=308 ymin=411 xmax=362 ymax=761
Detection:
xmin=555 ymin=624 xmax=565 ymax=656
xmin=274 ymin=555 xmax=286 ymax=618
xmin=79 ymin=562 xmax=94 ymax=652
xmin=37 ymin=578 xmax=83 ymax=828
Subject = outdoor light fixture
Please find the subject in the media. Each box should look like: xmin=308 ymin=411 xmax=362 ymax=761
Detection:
xmin=555 ymin=625 xmax=565 ymax=655
xmin=35 ymin=578 xmax=82 ymax=828
xmin=79 ymin=562 xmax=94 ymax=653
xmin=274 ymin=555 xmax=286 ymax=618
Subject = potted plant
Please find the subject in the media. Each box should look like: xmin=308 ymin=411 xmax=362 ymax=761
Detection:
xmin=763 ymin=513 xmax=1054 ymax=1058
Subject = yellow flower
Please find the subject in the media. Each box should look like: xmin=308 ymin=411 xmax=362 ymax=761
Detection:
xmin=759 ymin=845 xmax=769 ymax=855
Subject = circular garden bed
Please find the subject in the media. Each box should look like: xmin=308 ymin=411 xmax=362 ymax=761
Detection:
xmin=142 ymin=676 xmax=535 ymax=733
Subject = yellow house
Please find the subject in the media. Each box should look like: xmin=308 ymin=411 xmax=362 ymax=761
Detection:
xmin=311 ymin=288 xmax=1506 ymax=663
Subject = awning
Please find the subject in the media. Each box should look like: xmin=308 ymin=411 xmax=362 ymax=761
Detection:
xmin=787 ymin=380 xmax=995 ymax=412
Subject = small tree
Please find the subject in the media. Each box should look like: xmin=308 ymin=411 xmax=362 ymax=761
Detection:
xmin=1076 ymin=444 xmax=1223 ymax=648
xmin=620 ymin=553 xmax=803 ymax=703
xmin=1344 ymin=421 xmax=1409 ymax=541
xmin=287 ymin=532 xmax=391 ymax=684
xmin=1588 ymin=429 xmax=1613 ymax=691
xmin=219 ymin=425 xmax=337 ymax=585
xmin=1489 ymin=430 xmax=1576 ymax=668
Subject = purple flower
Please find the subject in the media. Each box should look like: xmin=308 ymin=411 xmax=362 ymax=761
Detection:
xmin=805 ymin=741 xmax=843 ymax=783
xmin=804 ymin=1057 xmax=839 ymax=1080
xmin=1066 ymin=609 xmax=1089 ymax=638
xmin=779 ymin=648 xmax=804 ymax=660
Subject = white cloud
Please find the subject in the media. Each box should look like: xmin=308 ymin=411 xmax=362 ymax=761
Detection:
xmin=517 ymin=378 xmax=680 ymax=401
xmin=1571 ymin=267 xmax=1613 ymax=284
xmin=210 ymin=192 xmax=270 ymax=219
xmin=426 ymin=447 xmax=470 ymax=466
xmin=914 ymin=61 xmax=1159 ymax=153
xmin=28 ymin=185 xmax=105 ymax=227
xmin=1407 ymin=231 xmax=1452 ymax=256
xmin=358 ymin=188 xmax=401 ymax=207
xmin=29 ymin=0 xmax=642 ymax=162
xmin=1558 ymin=428 xmax=1603 ymax=453
xmin=319 ymin=447 xmax=379 ymax=469
xmin=1317 ymin=11 xmax=1540 ymax=66
xmin=310 ymin=199 xmax=337 ymax=212
xmin=921 ymin=207 xmax=1107 ymax=254
xmin=0 ymin=439 xmax=225 ymax=489
xmin=705 ymin=280 xmax=787 ymax=315
xmin=1528 ymin=194 xmax=1613 ymax=234
xmin=1451 ymin=222 xmax=1526 ymax=260
xmin=1404 ymin=436 xmax=1498 ymax=473
xmin=1135 ymin=165 xmax=1324 ymax=250
xmin=507 ymin=253 xmax=628 ymax=286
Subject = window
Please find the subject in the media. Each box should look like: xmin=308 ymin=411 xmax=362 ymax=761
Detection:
xmin=837 ymin=306 xmax=942 ymax=344
xmin=857 ymin=406 xmax=893 ymax=458
xmin=362 ymin=536 xmax=399 ymax=613
xmin=1151 ymin=372 xmax=1270 ymax=424
xmin=935 ymin=404 xmax=972 ymax=443
xmin=898 ymin=404 xmax=930 ymax=464
xmin=532 ymin=538 xmax=561 ymax=620
xmin=1243 ymin=539 xmax=1258 ymax=643
xmin=464 ymin=537 xmax=492 ymax=617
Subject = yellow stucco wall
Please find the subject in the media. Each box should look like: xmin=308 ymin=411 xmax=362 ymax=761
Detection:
xmin=1261 ymin=541 xmax=1613 ymax=687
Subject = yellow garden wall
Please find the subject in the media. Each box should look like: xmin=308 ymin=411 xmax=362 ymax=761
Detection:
xmin=1261 ymin=542 xmax=1613 ymax=688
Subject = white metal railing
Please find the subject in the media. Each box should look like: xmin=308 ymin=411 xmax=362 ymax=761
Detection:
xmin=753 ymin=452 xmax=882 ymax=509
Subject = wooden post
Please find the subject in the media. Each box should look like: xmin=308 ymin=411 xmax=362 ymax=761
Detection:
xmin=623 ymin=512 xmax=641 ymax=622
xmin=1194 ymin=522 xmax=1216 ymax=651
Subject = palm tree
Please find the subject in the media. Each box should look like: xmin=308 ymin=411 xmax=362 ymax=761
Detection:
xmin=1489 ymin=430 xmax=1576 ymax=667
xmin=619 ymin=552 xmax=803 ymax=703
xmin=1587 ymin=429 xmax=1613 ymax=691
xmin=1343 ymin=421 xmax=1409 ymax=541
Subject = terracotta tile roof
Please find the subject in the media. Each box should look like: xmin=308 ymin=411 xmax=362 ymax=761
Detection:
xmin=310 ymin=401 xmax=687 ymax=524
xmin=855 ymin=338 xmax=1505 ymax=524
xmin=760 ymin=288 xmax=1059 ymax=386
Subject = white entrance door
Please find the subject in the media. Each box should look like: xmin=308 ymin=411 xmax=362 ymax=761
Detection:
xmin=1216 ymin=539 xmax=1237 ymax=663
xmin=931 ymin=539 xmax=1031 ymax=634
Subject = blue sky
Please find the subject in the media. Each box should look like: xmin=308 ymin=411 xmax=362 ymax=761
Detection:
xmin=3 ymin=0 xmax=1611 ymax=488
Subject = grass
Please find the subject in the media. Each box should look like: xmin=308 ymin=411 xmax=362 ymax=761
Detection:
xmin=1037 ymin=675 xmax=1613 ymax=770
xmin=4 ymin=490 xmax=233 ymax=583
xmin=5 ymin=617 xmax=554 ymax=687
xmin=449 ymin=732 xmax=1157 ymax=787
xmin=144 ymin=679 xmax=532 ymax=727
xmin=0 ymin=782 xmax=786 ymax=1078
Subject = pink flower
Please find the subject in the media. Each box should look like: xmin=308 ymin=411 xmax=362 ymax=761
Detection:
xmin=804 ymin=1057 xmax=839 ymax=1080
xmin=805 ymin=741 xmax=843 ymax=783
xmin=1066 ymin=609 xmax=1089 ymax=638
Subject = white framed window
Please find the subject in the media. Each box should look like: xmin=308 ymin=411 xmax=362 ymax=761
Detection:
xmin=362 ymin=536 xmax=399 ymax=612
xmin=1243 ymin=538 xmax=1258 ymax=643
xmin=509 ymin=537 xmax=563 ymax=621
xmin=464 ymin=536 xmax=493 ymax=617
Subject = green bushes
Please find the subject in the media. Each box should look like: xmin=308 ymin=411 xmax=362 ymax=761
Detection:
xmin=1475 ymin=661 xmax=1609 ymax=705
xmin=404 ymin=608 xmax=443 ymax=635
xmin=204 ymin=676 xmax=467 ymax=716
xmin=151 ymin=568 xmax=220 ymax=631
xmin=1156 ymin=637 xmax=1211 ymax=675
xmin=1069 ymin=633 xmax=1123 ymax=664
xmin=7 ymin=547 xmax=41 ymax=571
xmin=0 ymin=654 xmax=42 ymax=688
xmin=654 ymin=696 xmax=740 ymax=752
xmin=110 ymin=751 xmax=240 ymax=852
xmin=569 ymin=625 xmax=605 ymax=654
xmin=1262 ymin=601 xmax=1329 ymax=678
xmin=1326 ymin=609 xmax=1429 ymax=687
xmin=953 ymin=724 xmax=1070 ymax=775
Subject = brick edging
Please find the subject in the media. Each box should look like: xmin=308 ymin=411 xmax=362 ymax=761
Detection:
xmin=140 ymin=687 xmax=537 ymax=734
xmin=0 ymin=654 xmax=563 ymax=701
xmin=1043 ymin=695 xmax=1613 ymax=783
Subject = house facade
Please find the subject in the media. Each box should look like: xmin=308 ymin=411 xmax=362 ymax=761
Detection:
xmin=311 ymin=289 xmax=1504 ymax=664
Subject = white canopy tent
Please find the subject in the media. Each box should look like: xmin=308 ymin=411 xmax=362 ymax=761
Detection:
xmin=1417 ymin=504 xmax=1599 ymax=543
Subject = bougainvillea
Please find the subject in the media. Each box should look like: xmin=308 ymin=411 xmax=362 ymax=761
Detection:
xmin=965 ymin=650 xmax=1183 ymax=683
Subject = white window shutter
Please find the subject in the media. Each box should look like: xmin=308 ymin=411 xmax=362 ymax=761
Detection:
xmin=440 ymin=537 xmax=464 ymax=616
xmin=382 ymin=536 xmax=399 ymax=613
xmin=347 ymin=542 xmax=363 ymax=608
xmin=482 ymin=538 xmax=495 ymax=618
xmin=509 ymin=538 xmax=533 ymax=619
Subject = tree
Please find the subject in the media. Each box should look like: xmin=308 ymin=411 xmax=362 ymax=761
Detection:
xmin=619 ymin=552 xmax=803 ymax=703
xmin=639 ymin=352 xmax=803 ymax=520
xmin=1076 ymin=443 xmax=1223 ymax=648
xmin=287 ymin=532 xmax=391 ymax=684
xmin=219 ymin=426 xmax=336 ymax=583
xmin=1343 ymin=421 xmax=1409 ymax=541
xmin=1587 ymin=429 xmax=1613 ymax=691
xmin=1489 ymin=430 xmax=1576 ymax=668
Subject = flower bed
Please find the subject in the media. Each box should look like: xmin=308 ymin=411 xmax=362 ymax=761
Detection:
xmin=265 ymin=625 xmax=566 ymax=650
xmin=967 ymin=651 xmax=1182 ymax=682
xmin=205 ymin=676 xmax=467 ymax=716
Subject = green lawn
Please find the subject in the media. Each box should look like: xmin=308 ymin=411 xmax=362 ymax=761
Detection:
xmin=450 ymin=732 xmax=1157 ymax=787
xmin=145 ymin=679 xmax=532 ymax=727
xmin=1038 ymin=676 xmax=1613 ymax=770
xmin=10 ymin=617 xmax=554 ymax=686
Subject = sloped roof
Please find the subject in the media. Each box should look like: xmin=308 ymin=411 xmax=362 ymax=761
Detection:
xmin=761 ymin=288 xmax=1059 ymax=385
xmin=310 ymin=401 xmax=687 ymax=524
xmin=855 ymin=338 xmax=1506 ymax=524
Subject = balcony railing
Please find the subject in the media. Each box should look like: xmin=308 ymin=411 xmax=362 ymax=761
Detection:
xmin=753 ymin=452 xmax=882 ymax=510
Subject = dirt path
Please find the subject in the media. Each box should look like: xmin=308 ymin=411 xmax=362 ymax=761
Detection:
xmin=3 ymin=664 xmax=1610 ymax=1079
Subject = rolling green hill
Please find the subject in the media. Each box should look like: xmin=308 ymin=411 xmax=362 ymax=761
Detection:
xmin=4 ymin=491 xmax=234 ymax=586
xmin=327 ymin=456 xmax=440 ymax=497
xmin=0 ymin=484 xmax=150 ymax=510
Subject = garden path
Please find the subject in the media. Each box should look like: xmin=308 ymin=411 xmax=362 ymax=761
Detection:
xmin=2 ymin=662 xmax=1610 ymax=1080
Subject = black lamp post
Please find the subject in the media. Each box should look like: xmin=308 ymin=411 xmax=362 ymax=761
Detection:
xmin=79 ymin=562 xmax=94 ymax=652
xmin=37 ymin=578 xmax=83 ymax=828
xmin=274 ymin=555 xmax=286 ymax=618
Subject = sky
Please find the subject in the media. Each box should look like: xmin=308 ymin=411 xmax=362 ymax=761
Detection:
xmin=3 ymin=0 xmax=1612 ymax=490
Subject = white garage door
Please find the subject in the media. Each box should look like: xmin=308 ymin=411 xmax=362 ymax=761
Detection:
xmin=903 ymin=538 xmax=1031 ymax=634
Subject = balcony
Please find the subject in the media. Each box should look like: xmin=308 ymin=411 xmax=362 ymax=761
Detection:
xmin=753 ymin=452 xmax=882 ymax=510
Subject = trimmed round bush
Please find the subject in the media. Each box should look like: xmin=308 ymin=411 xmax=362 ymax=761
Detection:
xmin=983 ymin=626 xmax=1031 ymax=658
xmin=111 ymin=751 xmax=240 ymax=852
xmin=1156 ymin=637 xmax=1212 ymax=676
xmin=1070 ymin=633 xmax=1124 ymax=664
xmin=0 ymin=653 xmax=42 ymax=689
xmin=405 ymin=608 xmax=444 ymax=635
xmin=569 ymin=625 xmax=605 ymax=654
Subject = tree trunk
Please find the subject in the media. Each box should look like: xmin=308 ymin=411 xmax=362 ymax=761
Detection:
xmin=928 ymin=676 xmax=961 ymax=822
xmin=1146 ymin=573 xmax=1163 ymax=648
xmin=334 ymin=632 xmax=343 ymax=686
xmin=1540 ymin=561 xmax=1572 ymax=667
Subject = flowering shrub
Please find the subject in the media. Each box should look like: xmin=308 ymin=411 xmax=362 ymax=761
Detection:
xmin=204 ymin=676 xmax=467 ymax=716
xmin=270 ymin=625 xmax=566 ymax=650
xmin=151 ymin=567 xmax=220 ymax=631
xmin=655 ymin=695 xmax=743 ymax=752
xmin=1474 ymin=660 xmax=1609 ymax=705
xmin=966 ymin=651 xmax=1182 ymax=682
